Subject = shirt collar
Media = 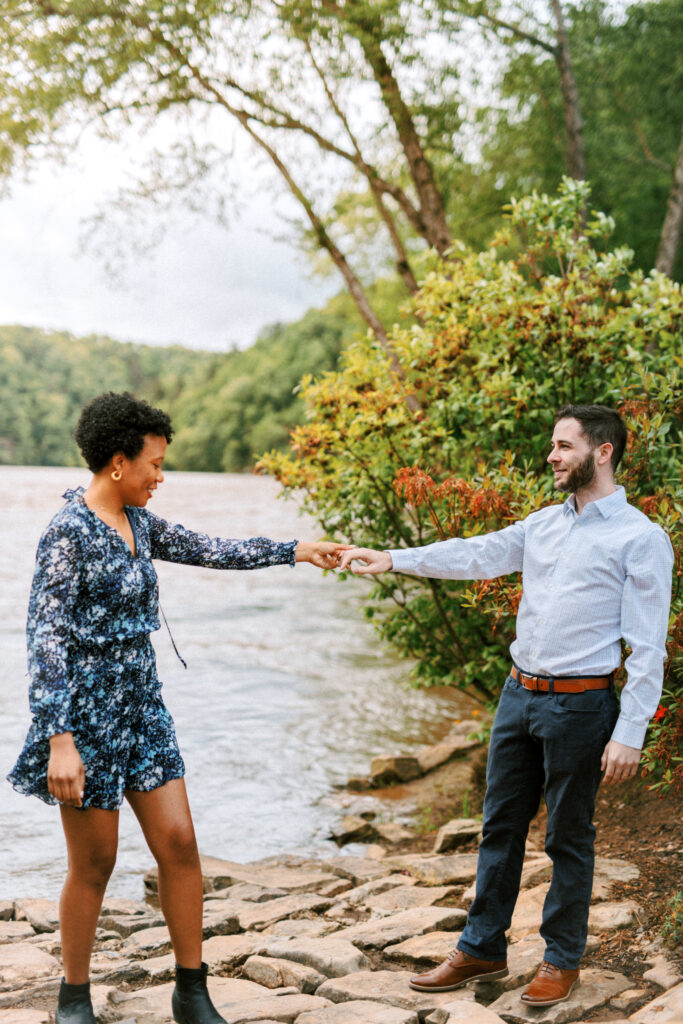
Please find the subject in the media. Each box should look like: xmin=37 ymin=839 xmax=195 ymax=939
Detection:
xmin=563 ymin=485 xmax=626 ymax=519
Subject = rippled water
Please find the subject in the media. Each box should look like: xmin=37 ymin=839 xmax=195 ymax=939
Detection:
xmin=0 ymin=467 xmax=470 ymax=899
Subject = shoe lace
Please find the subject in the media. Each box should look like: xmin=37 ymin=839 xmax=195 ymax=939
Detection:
xmin=446 ymin=949 xmax=472 ymax=965
xmin=538 ymin=961 xmax=558 ymax=977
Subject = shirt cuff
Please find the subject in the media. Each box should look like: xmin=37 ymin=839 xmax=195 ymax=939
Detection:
xmin=387 ymin=548 xmax=415 ymax=572
xmin=610 ymin=714 xmax=647 ymax=750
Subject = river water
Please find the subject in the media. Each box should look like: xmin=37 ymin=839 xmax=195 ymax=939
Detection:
xmin=0 ymin=467 xmax=469 ymax=900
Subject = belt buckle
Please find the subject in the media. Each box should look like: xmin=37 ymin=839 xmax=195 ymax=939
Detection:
xmin=526 ymin=674 xmax=540 ymax=692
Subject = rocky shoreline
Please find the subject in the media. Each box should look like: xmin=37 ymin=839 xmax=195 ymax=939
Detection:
xmin=1 ymin=725 xmax=681 ymax=1024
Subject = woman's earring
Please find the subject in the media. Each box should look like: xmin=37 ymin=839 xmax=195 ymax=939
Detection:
xmin=111 ymin=468 xmax=123 ymax=482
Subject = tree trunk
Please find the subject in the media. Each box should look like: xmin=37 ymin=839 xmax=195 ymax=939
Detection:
xmin=355 ymin=34 xmax=452 ymax=254
xmin=551 ymin=0 xmax=586 ymax=180
xmin=655 ymin=125 xmax=683 ymax=277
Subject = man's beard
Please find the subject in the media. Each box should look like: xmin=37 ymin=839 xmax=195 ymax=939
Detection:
xmin=555 ymin=451 xmax=596 ymax=493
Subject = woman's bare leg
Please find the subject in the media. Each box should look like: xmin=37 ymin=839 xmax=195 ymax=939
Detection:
xmin=59 ymin=806 xmax=119 ymax=984
xmin=126 ymin=779 xmax=202 ymax=968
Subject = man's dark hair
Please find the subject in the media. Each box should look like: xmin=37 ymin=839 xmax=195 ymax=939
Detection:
xmin=554 ymin=404 xmax=627 ymax=471
xmin=75 ymin=392 xmax=174 ymax=473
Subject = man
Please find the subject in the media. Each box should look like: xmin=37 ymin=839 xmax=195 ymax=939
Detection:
xmin=339 ymin=405 xmax=673 ymax=1006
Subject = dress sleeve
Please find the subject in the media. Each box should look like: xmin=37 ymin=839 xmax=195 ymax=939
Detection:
xmin=144 ymin=510 xmax=297 ymax=569
xmin=27 ymin=521 xmax=82 ymax=739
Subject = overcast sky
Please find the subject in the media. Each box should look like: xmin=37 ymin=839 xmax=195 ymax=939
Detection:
xmin=0 ymin=128 xmax=336 ymax=353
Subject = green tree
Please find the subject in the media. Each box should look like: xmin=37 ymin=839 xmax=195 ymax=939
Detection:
xmin=473 ymin=0 xmax=683 ymax=278
xmin=260 ymin=179 xmax=683 ymax=786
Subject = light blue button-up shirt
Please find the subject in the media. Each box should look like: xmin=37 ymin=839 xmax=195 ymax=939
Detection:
xmin=388 ymin=486 xmax=673 ymax=749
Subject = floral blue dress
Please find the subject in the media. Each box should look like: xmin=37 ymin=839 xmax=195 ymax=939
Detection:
xmin=8 ymin=487 xmax=296 ymax=810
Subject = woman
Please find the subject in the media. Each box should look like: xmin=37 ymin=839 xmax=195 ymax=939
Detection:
xmin=8 ymin=392 xmax=347 ymax=1024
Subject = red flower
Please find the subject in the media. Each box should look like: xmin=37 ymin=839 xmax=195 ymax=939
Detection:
xmin=653 ymin=704 xmax=667 ymax=722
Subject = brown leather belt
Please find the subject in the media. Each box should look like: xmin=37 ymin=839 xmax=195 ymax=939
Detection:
xmin=511 ymin=665 xmax=612 ymax=693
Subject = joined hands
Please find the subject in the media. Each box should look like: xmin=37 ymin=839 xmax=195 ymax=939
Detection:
xmin=338 ymin=547 xmax=392 ymax=574
xmin=295 ymin=541 xmax=354 ymax=570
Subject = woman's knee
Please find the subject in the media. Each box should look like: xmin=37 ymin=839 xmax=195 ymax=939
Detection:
xmin=69 ymin=845 xmax=117 ymax=888
xmin=154 ymin=823 xmax=199 ymax=869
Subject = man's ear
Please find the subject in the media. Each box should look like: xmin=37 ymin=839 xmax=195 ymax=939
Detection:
xmin=597 ymin=442 xmax=613 ymax=466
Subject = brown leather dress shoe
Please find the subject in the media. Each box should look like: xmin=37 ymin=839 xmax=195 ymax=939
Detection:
xmin=409 ymin=948 xmax=508 ymax=993
xmin=521 ymin=961 xmax=580 ymax=1005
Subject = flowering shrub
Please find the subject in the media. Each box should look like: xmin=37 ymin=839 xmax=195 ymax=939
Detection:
xmin=260 ymin=179 xmax=682 ymax=792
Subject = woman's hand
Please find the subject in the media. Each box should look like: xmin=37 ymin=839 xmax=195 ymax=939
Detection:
xmin=47 ymin=733 xmax=85 ymax=807
xmin=338 ymin=547 xmax=393 ymax=574
xmin=295 ymin=541 xmax=353 ymax=570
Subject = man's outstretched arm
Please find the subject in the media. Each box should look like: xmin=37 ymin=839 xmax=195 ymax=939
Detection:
xmin=339 ymin=522 xmax=526 ymax=580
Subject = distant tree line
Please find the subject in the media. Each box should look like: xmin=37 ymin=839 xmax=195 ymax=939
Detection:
xmin=0 ymin=296 xmax=360 ymax=470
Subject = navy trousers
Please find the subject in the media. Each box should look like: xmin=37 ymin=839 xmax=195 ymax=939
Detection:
xmin=457 ymin=673 xmax=619 ymax=969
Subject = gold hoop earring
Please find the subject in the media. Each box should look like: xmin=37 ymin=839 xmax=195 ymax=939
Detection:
xmin=111 ymin=468 xmax=122 ymax=482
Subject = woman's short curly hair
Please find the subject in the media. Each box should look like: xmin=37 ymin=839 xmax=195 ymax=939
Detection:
xmin=75 ymin=392 xmax=174 ymax=473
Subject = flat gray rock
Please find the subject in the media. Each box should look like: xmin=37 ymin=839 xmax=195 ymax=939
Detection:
xmin=201 ymin=901 xmax=243 ymax=937
xmin=320 ymin=857 xmax=393 ymax=885
xmin=236 ymin=893 xmax=333 ymax=931
xmin=99 ymin=913 xmax=164 ymax=937
xmin=297 ymin=1001 xmax=418 ymax=1023
xmin=316 ymin=970 xmax=476 ymax=1015
xmin=432 ymin=819 xmax=482 ymax=854
xmin=145 ymin=856 xmax=338 ymax=898
xmin=0 ymin=944 xmax=60 ymax=990
xmin=370 ymin=754 xmax=423 ymax=786
xmin=0 ymin=1011 xmax=51 ymax=1024
xmin=385 ymin=855 xmax=479 ymax=886
xmin=384 ymin=931 xmax=461 ymax=967
xmin=105 ymin=977 xmax=272 ymax=1019
xmin=587 ymin=900 xmax=640 ymax=933
xmin=375 ymin=824 xmax=416 ymax=845
xmin=256 ymin=937 xmax=371 ymax=978
xmin=518 ymin=856 xmax=552 ymax=891
xmin=122 ymin=925 xmax=173 ymax=957
xmin=417 ymin=734 xmax=480 ymax=775
xmin=203 ymin=934 xmax=262 ymax=970
xmin=507 ymin=883 xmax=548 ymax=941
xmin=340 ymin=875 xmax=416 ymax=909
xmin=100 ymin=898 xmax=151 ymax=917
xmin=426 ymin=1000 xmax=507 ymax=1024
xmin=488 ymin=967 xmax=630 ymax=1023
xmin=210 ymin=883 xmax=288 ymax=903
xmin=331 ymin=816 xmax=379 ymax=845
xmin=0 ymin=923 xmax=35 ymax=944
xmin=362 ymin=886 xmax=462 ymax=918
xmin=591 ymin=857 xmax=639 ymax=900
xmin=629 ymin=982 xmax=683 ymax=1023
xmin=12 ymin=901 xmax=59 ymax=934
xmin=264 ymin=919 xmax=337 ymax=940
xmin=242 ymin=955 xmax=325 ymax=994
xmin=216 ymin=992 xmax=332 ymax=1024
xmin=335 ymin=907 xmax=464 ymax=950
xmin=642 ymin=954 xmax=682 ymax=989
xmin=497 ymin=934 xmax=545 ymax=992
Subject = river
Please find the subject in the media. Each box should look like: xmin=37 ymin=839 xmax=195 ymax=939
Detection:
xmin=0 ymin=467 xmax=469 ymax=899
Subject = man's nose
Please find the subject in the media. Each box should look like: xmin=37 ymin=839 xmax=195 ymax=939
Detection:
xmin=548 ymin=449 xmax=560 ymax=464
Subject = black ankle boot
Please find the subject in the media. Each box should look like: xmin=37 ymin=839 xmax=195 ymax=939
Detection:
xmin=172 ymin=963 xmax=226 ymax=1024
xmin=55 ymin=979 xmax=96 ymax=1024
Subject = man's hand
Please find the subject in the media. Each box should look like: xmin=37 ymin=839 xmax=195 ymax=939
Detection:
xmin=47 ymin=732 xmax=85 ymax=807
xmin=338 ymin=547 xmax=393 ymax=574
xmin=601 ymin=739 xmax=641 ymax=785
xmin=295 ymin=541 xmax=352 ymax=570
